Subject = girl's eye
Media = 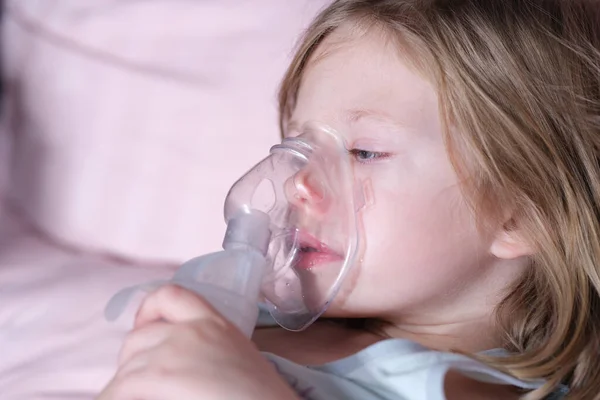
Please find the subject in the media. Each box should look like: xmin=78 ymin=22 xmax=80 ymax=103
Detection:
xmin=349 ymin=149 xmax=390 ymax=163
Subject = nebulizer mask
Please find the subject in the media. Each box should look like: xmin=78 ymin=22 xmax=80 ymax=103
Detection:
xmin=105 ymin=122 xmax=368 ymax=335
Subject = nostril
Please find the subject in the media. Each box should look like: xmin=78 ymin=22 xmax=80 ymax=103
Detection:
xmin=294 ymin=171 xmax=325 ymax=203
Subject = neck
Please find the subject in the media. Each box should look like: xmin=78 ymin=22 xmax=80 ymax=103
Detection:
xmin=373 ymin=316 xmax=502 ymax=353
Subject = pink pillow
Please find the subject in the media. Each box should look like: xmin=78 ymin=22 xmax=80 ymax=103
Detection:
xmin=3 ymin=0 xmax=329 ymax=263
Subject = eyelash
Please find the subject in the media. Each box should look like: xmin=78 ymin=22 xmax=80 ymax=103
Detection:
xmin=348 ymin=149 xmax=390 ymax=164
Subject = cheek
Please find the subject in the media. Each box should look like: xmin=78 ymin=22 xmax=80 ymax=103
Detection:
xmin=367 ymin=186 xmax=477 ymax=267
xmin=361 ymin=151 xmax=482 ymax=271
xmin=331 ymin=175 xmax=487 ymax=314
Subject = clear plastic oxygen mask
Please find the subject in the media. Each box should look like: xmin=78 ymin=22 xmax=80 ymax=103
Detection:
xmin=225 ymin=122 xmax=367 ymax=331
xmin=105 ymin=122 xmax=367 ymax=333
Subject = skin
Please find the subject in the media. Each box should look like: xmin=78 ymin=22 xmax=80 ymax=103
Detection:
xmin=97 ymin=24 xmax=533 ymax=400
xmin=284 ymin=24 xmax=530 ymax=352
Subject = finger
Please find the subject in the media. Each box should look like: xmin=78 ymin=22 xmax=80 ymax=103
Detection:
xmin=134 ymin=284 xmax=220 ymax=328
xmin=118 ymin=322 xmax=173 ymax=367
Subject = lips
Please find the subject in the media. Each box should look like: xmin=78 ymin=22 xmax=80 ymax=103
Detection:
xmin=292 ymin=231 xmax=344 ymax=270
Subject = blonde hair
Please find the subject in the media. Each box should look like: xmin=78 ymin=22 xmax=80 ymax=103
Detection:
xmin=279 ymin=1 xmax=600 ymax=398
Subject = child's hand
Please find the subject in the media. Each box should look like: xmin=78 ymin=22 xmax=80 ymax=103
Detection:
xmin=96 ymin=284 xmax=299 ymax=400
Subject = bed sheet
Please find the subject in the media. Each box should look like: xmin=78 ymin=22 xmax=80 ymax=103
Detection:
xmin=0 ymin=202 xmax=174 ymax=400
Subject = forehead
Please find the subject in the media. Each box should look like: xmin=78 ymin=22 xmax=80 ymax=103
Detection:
xmin=291 ymin=24 xmax=439 ymax=133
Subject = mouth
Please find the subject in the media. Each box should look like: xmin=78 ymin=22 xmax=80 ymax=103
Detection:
xmin=291 ymin=231 xmax=344 ymax=270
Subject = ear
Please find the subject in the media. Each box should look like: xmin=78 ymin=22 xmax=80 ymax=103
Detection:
xmin=490 ymin=219 xmax=535 ymax=260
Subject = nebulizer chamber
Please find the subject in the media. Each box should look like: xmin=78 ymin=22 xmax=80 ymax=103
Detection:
xmin=105 ymin=123 xmax=364 ymax=335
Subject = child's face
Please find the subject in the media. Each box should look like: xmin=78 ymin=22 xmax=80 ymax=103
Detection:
xmin=287 ymin=25 xmax=522 ymax=322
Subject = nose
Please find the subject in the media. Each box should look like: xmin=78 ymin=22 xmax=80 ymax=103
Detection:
xmin=285 ymin=168 xmax=329 ymax=212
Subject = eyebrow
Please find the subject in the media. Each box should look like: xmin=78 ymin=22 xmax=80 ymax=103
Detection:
xmin=345 ymin=108 xmax=396 ymax=124
xmin=345 ymin=108 xmax=408 ymax=134
xmin=285 ymin=108 xmax=405 ymax=136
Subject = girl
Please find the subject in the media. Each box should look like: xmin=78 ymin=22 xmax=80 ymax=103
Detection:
xmin=98 ymin=0 xmax=600 ymax=398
